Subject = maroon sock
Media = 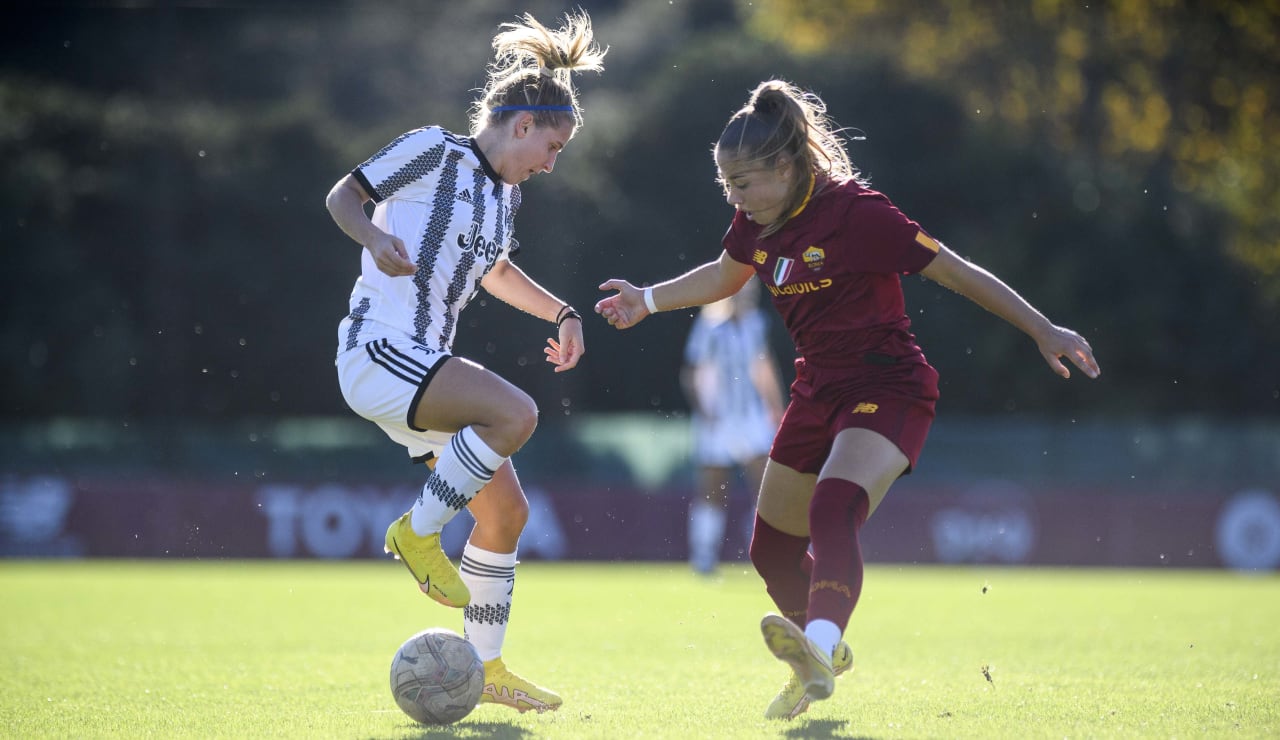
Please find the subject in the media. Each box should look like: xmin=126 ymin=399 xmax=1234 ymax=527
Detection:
xmin=748 ymin=514 xmax=812 ymax=624
xmin=807 ymin=479 xmax=870 ymax=633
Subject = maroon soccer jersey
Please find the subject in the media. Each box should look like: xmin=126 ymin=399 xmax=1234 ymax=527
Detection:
xmin=722 ymin=180 xmax=940 ymax=367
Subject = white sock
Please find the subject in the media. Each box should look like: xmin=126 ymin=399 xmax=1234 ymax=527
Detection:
xmin=805 ymin=619 xmax=842 ymax=661
xmin=688 ymin=501 xmax=727 ymax=568
xmin=410 ymin=426 xmax=505 ymax=535
xmin=460 ymin=543 xmax=517 ymax=662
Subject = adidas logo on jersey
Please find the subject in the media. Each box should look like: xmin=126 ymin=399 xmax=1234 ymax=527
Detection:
xmin=456 ymin=188 xmax=473 ymax=204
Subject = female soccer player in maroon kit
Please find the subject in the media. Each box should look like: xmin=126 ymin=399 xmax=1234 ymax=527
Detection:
xmin=596 ymin=79 xmax=1100 ymax=720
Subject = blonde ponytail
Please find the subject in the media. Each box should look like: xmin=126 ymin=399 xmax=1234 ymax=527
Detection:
xmin=469 ymin=11 xmax=607 ymax=135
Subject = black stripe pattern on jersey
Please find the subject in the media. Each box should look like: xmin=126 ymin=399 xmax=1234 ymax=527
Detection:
xmin=357 ymin=131 xmax=414 ymax=202
xmin=413 ymin=148 xmax=465 ymax=347
xmin=707 ymin=321 xmax=768 ymax=420
xmin=371 ymin=140 xmax=445 ymax=201
xmin=437 ymin=166 xmax=491 ymax=347
xmin=507 ymin=187 xmax=521 ymax=234
xmin=344 ymin=297 xmax=371 ymax=351
xmin=365 ymin=339 xmax=431 ymax=385
xmin=362 ymin=130 xmax=413 ymax=166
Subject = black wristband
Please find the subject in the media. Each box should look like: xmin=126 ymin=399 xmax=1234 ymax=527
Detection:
xmin=555 ymin=304 xmax=573 ymax=324
xmin=557 ymin=309 xmax=582 ymax=328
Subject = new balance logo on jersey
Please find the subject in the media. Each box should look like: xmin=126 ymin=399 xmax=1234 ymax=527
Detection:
xmin=456 ymin=188 xmax=474 ymax=204
xmin=850 ymin=402 xmax=879 ymax=414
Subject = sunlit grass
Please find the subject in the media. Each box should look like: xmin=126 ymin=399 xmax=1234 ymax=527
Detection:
xmin=1 ymin=561 xmax=1277 ymax=738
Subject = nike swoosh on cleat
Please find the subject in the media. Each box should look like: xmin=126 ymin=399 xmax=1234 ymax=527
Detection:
xmin=390 ymin=537 xmax=430 ymax=586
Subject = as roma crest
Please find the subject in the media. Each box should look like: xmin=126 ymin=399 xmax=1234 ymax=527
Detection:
xmin=802 ymin=245 xmax=826 ymax=272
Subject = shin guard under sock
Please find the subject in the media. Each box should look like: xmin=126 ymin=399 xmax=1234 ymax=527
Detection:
xmin=806 ymin=479 xmax=870 ymax=633
xmin=749 ymin=514 xmax=813 ymax=624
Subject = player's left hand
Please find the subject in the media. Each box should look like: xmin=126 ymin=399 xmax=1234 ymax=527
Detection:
xmin=545 ymin=318 xmax=584 ymax=372
xmin=1037 ymin=325 xmax=1100 ymax=379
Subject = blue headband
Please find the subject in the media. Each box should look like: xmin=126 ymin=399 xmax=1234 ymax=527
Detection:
xmin=491 ymin=105 xmax=574 ymax=113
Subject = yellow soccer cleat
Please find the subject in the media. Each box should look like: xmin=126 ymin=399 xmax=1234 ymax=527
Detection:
xmin=479 ymin=658 xmax=563 ymax=713
xmin=383 ymin=512 xmax=470 ymax=608
xmin=761 ymin=613 xmax=836 ymax=701
xmin=765 ymin=639 xmax=854 ymax=720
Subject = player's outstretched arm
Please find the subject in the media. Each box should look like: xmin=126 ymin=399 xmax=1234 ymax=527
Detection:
xmin=596 ymin=253 xmax=754 ymax=330
xmin=920 ymin=244 xmax=1100 ymax=380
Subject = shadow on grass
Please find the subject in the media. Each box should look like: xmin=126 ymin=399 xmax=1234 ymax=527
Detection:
xmin=390 ymin=720 xmax=531 ymax=739
xmin=783 ymin=718 xmax=870 ymax=739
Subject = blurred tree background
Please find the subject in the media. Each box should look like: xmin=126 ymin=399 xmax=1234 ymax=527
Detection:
xmin=2 ymin=0 xmax=1277 ymax=427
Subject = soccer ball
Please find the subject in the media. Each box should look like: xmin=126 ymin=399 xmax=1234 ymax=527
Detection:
xmin=389 ymin=627 xmax=484 ymax=725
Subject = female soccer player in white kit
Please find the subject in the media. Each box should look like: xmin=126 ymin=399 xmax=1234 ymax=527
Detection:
xmin=326 ymin=12 xmax=605 ymax=713
xmin=682 ymin=277 xmax=784 ymax=573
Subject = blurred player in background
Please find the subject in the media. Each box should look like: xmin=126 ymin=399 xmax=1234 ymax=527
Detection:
xmin=681 ymin=276 xmax=784 ymax=574
xmin=326 ymin=12 xmax=605 ymax=713
xmin=596 ymin=79 xmax=1099 ymax=719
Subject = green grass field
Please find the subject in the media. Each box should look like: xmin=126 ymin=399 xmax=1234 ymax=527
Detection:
xmin=2 ymin=560 xmax=1277 ymax=738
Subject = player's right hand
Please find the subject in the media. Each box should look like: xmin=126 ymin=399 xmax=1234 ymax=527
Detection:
xmin=595 ymin=279 xmax=648 ymax=329
xmin=367 ymin=232 xmax=416 ymax=277
xmin=1036 ymin=325 xmax=1100 ymax=380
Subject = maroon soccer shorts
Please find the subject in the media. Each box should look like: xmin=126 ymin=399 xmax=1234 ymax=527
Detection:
xmin=769 ymin=356 xmax=940 ymax=475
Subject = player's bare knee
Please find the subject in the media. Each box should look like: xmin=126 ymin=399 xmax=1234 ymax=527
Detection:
xmin=490 ymin=503 xmax=529 ymax=543
xmin=508 ymin=500 xmax=530 ymax=535
xmin=474 ymin=394 xmax=537 ymax=454
xmin=500 ymin=394 xmax=539 ymax=447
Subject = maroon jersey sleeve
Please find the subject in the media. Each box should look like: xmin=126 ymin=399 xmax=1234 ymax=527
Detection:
xmin=846 ymin=191 xmax=940 ymax=275
xmin=721 ymin=212 xmax=760 ymax=266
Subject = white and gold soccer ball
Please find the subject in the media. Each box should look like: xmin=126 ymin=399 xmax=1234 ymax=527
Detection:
xmin=389 ymin=627 xmax=483 ymax=725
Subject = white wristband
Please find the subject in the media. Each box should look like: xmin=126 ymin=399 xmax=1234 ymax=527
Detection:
xmin=643 ymin=286 xmax=659 ymax=314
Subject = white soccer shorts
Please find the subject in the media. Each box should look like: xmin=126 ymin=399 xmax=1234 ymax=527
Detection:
xmin=691 ymin=414 xmax=776 ymax=468
xmin=336 ymin=338 xmax=454 ymax=460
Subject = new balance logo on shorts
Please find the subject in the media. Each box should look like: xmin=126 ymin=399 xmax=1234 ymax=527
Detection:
xmin=850 ymin=402 xmax=879 ymax=414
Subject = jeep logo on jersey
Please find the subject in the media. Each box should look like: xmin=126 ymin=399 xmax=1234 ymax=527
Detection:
xmin=802 ymin=245 xmax=825 ymax=272
xmin=457 ymin=222 xmax=501 ymax=261
xmin=772 ymin=257 xmax=795 ymax=285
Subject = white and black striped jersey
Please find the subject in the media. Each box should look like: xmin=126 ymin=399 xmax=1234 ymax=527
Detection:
xmin=337 ymin=126 xmax=522 ymax=357
xmin=684 ymin=308 xmax=773 ymax=423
